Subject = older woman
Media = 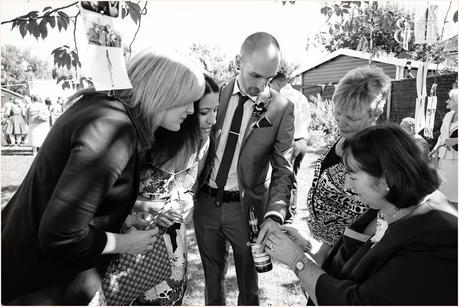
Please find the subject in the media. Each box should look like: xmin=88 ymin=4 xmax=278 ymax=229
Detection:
xmin=266 ymin=124 xmax=457 ymax=305
xmin=306 ymin=66 xmax=391 ymax=251
xmin=429 ymin=88 xmax=458 ymax=204
xmin=1 ymin=47 xmax=205 ymax=305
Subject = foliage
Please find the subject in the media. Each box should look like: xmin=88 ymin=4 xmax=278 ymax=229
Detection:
xmin=1 ymin=45 xmax=52 ymax=95
xmin=187 ymin=43 xmax=237 ymax=84
xmin=307 ymin=94 xmax=339 ymax=148
xmin=279 ymin=58 xmax=300 ymax=80
xmin=316 ymin=1 xmax=458 ymax=64
xmin=1 ymin=1 xmax=147 ymax=90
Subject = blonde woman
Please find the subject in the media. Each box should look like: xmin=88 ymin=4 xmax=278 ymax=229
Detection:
xmin=306 ymin=66 xmax=391 ymax=251
xmin=429 ymin=88 xmax=458 ymax=204
xmin=1 ymin=46 xmax=205 ymax=305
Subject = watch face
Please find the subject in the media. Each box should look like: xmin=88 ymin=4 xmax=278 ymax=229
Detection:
xmin=296 ymin=260 xmax=305 ymax=271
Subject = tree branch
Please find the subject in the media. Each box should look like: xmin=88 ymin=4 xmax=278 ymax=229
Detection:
xmin=127 ymin=1 xmax=148 ymax=61
xmin=1 ymin=1 xmax=78 ymax=25
xmin=72 ymin=11 xmax=80 ymax=54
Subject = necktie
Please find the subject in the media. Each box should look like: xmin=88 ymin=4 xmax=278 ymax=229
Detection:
xmin=214 ymin=93 xmax=249 ymax=206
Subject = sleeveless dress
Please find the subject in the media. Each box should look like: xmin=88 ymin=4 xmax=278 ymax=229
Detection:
xmin=133 ymin=159 xmax=198 ymax=305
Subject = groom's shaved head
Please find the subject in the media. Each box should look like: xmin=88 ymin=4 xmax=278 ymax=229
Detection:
xmin=240 ymin=32 xmax=281 ymax=61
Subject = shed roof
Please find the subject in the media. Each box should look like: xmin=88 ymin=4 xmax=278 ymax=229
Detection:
xmin=1 ymin=87 xmax=25 ymax=99
xmin=293 ymin=48 xmax=447 ymax=76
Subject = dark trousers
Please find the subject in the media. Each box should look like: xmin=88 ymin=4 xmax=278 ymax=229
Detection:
xmin=193 ymin=191 xmax=259 ymax=305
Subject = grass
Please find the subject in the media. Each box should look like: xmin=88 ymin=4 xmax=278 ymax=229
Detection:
xmin=1 ymin=148 xmax=323 ymax=306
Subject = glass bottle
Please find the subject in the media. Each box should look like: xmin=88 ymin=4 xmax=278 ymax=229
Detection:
xmin=248 ymin=206 xmax=272 ymax=273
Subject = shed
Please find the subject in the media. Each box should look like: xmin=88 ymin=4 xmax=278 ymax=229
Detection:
xmin=293 ymin=48 xmax=446 ymax=99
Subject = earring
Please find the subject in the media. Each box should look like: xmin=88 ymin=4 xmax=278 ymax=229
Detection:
xmin=385 ymin=187 xmax=390 ymax=192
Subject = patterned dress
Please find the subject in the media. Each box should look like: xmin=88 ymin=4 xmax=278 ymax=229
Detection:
xmin=306 ymin=138 xmax=368 ymax=246
xmin=133 ymin=161 xmax=198 ymax=305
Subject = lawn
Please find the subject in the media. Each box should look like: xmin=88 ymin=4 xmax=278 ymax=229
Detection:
xmin=1 ymin=148 xmax=322 ymax=305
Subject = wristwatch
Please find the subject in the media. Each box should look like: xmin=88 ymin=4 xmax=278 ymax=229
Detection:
xmin=294 ymin=257 xmax=307 ymax=276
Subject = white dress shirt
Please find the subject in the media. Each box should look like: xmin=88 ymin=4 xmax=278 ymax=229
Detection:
xmin=208 ymin=77 xmax=269 ymax=191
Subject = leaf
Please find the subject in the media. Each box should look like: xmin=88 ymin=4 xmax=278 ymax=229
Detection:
xmin=126 ymin=1 xmax=141 ymax=24
xmin=19 ymin=22 xmax=28 ymax=38
xmin=38 ymin=19 xmax=48 ymax=39
xmin=46 ymin=16 xmax=56 ymax=28
xmin=57 ymin=11 xmax=69 ymax=18
xmin=320 ymin=6 xmax=330 ymax=16
xmin=56 ymin=75 xmax=67 ymax=83
xmin=122 ymin=7 xmax=128 ymax=18
xmin=27 ymin=19 xmax=39 ymax=39
xmin=454 ymin=11 xmax=458 ymax=23
xmin=43 ymin=6 xmax=52 ymax=12
xmin=57 ymin=16 xmax=62 ymax=31
xmin=26 ymin=11 xmax=39 ymax=18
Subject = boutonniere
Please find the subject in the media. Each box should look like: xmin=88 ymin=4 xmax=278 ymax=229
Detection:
xmin=251 ymin=92 xmax=270 ymax=118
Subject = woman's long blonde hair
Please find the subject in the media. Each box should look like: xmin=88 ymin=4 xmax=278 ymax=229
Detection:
xmin=119 ymin=46 xmax=205 ymax=146
xmin=66 ymin=46 xmax=205 ymax=150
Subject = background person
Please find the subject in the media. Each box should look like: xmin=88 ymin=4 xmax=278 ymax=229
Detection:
xmin=26 ymin=95 xmax=50 ymax=155
xmin=270 ymin=71 xmax=309 ymax=222
xmin=266 ymin=124 xmax=457 ymax=305
xmin=193 ymin=32 xmax=295 ymax=305
xmin=1 ymin=46 xmax=205 ymax=305
xmin=306 ymin=66 xmax=391 ymax=253
xmin=429 ymin=88 xmax=458 ymax=205
xmin=5 ymin=98 xmax=27 ymax=146
xmin=400 ymin=117 xmax=430 ymax=160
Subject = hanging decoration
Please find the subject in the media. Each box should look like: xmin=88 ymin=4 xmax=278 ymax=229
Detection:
xmin=414 ymin=61 xmax=429 ymax=133
xmin=414 ymin=4 xmax=440 ymax=44
xmin=424 ymin=83 xmax=438 ymax=139
xmin=394 ymin=18 xmax=412 ymax=50
xmin=80 ymin=1 xmax=132 ymax=91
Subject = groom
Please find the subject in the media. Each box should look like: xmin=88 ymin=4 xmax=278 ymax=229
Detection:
xmin=193 ymin=32 xmax=295 ymax=305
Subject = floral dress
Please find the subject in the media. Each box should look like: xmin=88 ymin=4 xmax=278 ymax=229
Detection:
xmin=133 ymin=160 xmax=198 ymax=305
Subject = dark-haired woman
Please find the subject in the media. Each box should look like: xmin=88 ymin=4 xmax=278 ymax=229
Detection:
xmin=100 ymin=74 xmax=220 ymax=305
xmin=266 ymin=124 xmax=457 ymax=305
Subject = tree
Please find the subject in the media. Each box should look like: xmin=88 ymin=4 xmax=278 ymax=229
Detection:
xmin=1 ymin=1 xmax=147 ymax=90
xmin=187 ymin=43 xmax=237 ymax=84
xmin=316 ymin=1 xmax=458 ymax=64
xmin=1 ymin=44 xmax=52 ymax=95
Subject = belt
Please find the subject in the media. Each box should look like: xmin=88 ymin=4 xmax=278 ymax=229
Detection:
xmin=201 ymin=184 xmax=240 ymax=203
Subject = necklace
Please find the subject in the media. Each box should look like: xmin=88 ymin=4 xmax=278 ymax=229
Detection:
xmin=370 ymin=206 xmax=417 ymax=245
xmin=370 ymin=211 xmax=388 ymax=244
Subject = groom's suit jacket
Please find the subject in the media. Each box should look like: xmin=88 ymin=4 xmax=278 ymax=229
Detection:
xmin=198 ymin=78 xmax=295 ymax=222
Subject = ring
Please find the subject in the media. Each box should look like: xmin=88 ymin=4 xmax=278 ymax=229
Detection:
xmin=269 ymin=242 xmax=273 ymax=250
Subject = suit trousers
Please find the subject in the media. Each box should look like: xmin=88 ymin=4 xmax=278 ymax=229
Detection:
xmin=193 ymin=191 xmax=259 ymax=305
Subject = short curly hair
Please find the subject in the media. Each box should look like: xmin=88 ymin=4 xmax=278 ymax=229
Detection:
xmin=333 ymin=66 xmax=391 ymax=118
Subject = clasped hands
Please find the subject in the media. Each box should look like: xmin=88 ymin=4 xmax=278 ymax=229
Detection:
xmin=262 ymin=225 xmax=314 ymax=270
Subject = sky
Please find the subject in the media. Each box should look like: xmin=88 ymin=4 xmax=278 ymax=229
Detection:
xmin=0 ymin=0 xmax=328 ymax=67
xmin=1 ymin=0 xmax=457 ymax=71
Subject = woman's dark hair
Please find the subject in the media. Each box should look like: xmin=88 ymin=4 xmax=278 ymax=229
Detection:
xmin=147 ymin=73 xmax=218 ymax=170
xmin=204 ymin=73 xmax=219 ymax=96
xmin=342 ymin=124 xmax=440 ymax=208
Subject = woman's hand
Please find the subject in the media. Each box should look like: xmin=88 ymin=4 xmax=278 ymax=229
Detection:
xmin=124 ymin=211 xmax=156 ymax=230
xmin=121 ymin=227 xmax=159 ymax=255
xmin=264 ymin=230 xmax=305 ymax=270
xmin=279 ymin=225 xmax=312 ymax=253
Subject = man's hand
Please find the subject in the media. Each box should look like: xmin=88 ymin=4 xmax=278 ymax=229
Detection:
xmin=256 ymin=216 xmax=281 ymax=247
